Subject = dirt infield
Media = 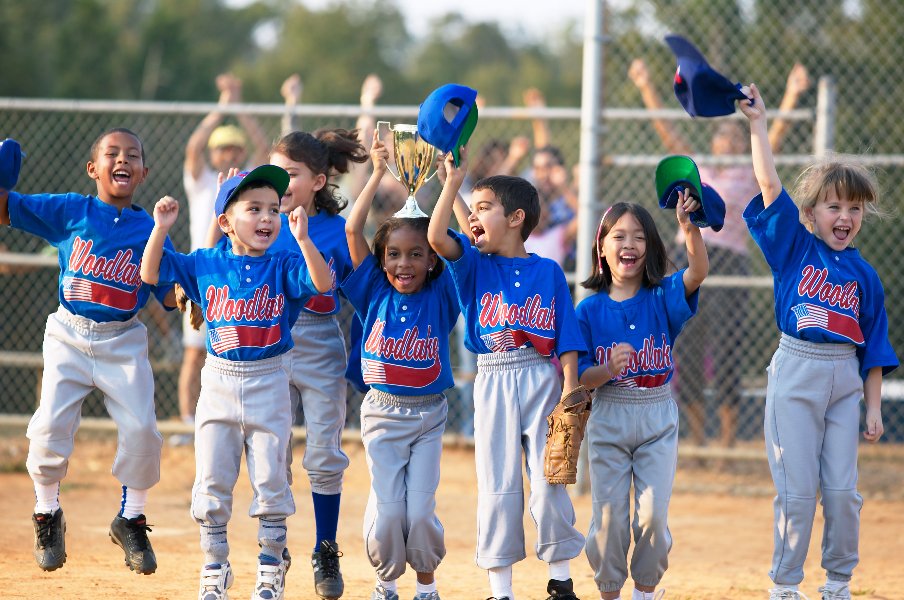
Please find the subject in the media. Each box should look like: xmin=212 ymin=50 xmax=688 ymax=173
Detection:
xmin=1 ymin=434 xmax=902 ymax=600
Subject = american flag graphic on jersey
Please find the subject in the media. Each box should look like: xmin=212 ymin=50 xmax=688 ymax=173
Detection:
xmin=480 ymin=328 xmax=555 ymax=355
xmin=791 ymin=302 xmax=864 ymax=344
xmin=209 ymin=323 xmax=281 ymax=354
xmin=62 ymin=276 xmax=138 ymax=311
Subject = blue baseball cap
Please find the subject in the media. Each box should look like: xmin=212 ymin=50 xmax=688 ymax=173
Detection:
xmin=665 ymin=34 xmax=750 ymax=118
xmin=0 ymin=138 xmax=24 ymax=190
xmin=417 ymin=83 xmax=478 ymax=166
xmin=214 ymin=165 xmax=290 ymax=216
xmin=655 ymin=155 xmax=726 ymax=231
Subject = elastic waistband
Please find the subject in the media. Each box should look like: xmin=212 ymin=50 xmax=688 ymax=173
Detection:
xmin=293 ymin=313 xmax=337 ymax=326
xmin=476 ymin=346 xmax=549 ymax=372
xmin=366 ymin=388 xmax=446 ymax=407
xmin=205 ymin=353 xmax=287 ymax=376
xmin=778 ymin=333 xmax=856 ymax=361
xmin=595 ymin=384 xmax=672 ymax=404
xmin=54 ymin=305 xmax=138 ymax=334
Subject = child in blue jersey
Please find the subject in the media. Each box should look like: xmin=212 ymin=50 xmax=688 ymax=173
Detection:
xmin=141 ymin=165 xmax=332 ymax=600
xmin=738 ymin=84 xmax=898 ymax=600
xmin=343 ymin=133 xmax=466 ymax=600
xmin=0 ymin=128 xmax=176 ymax=575
xmin=429 ymin=161 xmax=587 ymax=600
xmin=576 ymin=197 xmax=708 ymax=600
xmin=267 ymin=128 xmax=367 ymax=599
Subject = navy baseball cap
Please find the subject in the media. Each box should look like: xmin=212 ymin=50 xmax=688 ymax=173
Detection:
xmin=665 ymin=34 xmax=749 ymax=118
xmin=214 ymin=165 xmax=290 ymax=216
xmin=655 ymin=155 xmax=726 ymax=231
xmin=417 ymin=83 xmax=478 ymax=166
xmin=0 ymin=138 xmax=24 ymax=190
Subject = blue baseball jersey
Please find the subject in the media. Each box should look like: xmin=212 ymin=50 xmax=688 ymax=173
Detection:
xmin=744 ymin=189 xmax=898 ymax=379
xmin=576 ymin=271 xmax=698 ymax=387
xmin=342 ymin=254 xmax=459 ymax=395
xmin=6 ymin=191 xmax=173 ymax=322
xmin=157 ymin=247 xmax=321 ymax=361
xmin=268 ymin=211 xmax=351 ymax=316
xmin=443 ymin=230 xmax=585 ymax=357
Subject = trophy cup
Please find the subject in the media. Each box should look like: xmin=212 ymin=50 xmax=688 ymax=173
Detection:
xmin=376 ymin=121 xmax=437 ymax=218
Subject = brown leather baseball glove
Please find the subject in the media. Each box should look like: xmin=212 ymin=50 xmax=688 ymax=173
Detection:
xmin=174 ymin=283 xmax=204 ymax=331
xmin=544 ymin=385 xmax=592 ymax=485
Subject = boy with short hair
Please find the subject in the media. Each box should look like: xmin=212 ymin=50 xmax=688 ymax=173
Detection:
xmin=0 ymin=129 xmax=176 ymax=575
xmin=141 ymin=165 xmax=333 ymax=600
xmin=428 ymin=163 xmax=586 ymax=600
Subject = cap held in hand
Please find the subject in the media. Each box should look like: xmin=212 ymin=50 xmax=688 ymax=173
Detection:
xmin=655 ymin=155 xmax=726 ymax=231
xmin=417 ymin=83 xmax=479 ymax=166
xmin=214 ymin=164 xmax=290 ymax=216
xmin=665 ymin=34 xmax=750 ymax=118
xmin=0 ymin=138 xmax=25 ymax=190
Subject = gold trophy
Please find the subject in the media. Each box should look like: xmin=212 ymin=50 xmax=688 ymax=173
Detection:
xmin=376 ymin=121 xmax=437 ymax=218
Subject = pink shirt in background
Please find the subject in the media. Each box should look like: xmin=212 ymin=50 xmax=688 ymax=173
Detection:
xmin=674 ymin=165 xmax=760 ymax=256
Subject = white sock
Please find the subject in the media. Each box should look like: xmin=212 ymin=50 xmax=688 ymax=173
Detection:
xmin=548 ymin=559 xmax=570 ymax=581
xmin=378 ymin=578 xmax=398 ymax=593
xmin=823 ymin=580 xmax=848 ymax=592
xmin=633 ymin=589 xmax=655 ymax=600
xmin=120 ymin=486 xmax=148 ymax=519
xmin=416 ymin=580 xmax=438 ymax=595
xmin=488 ymin=565 xmax=514 ymax=599
xmin=34 ymin=482 xmax=60 ymax=514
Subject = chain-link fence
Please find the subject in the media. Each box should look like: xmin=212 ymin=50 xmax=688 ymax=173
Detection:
xmin=1 ymin=5 xmax=903 ymax=473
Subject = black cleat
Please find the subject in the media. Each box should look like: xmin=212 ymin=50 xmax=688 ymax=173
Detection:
xmin=311 ymin=540 xmax=344 ymax=599
xmin=546 ymin=578 xmax=580 ymax=600
xmin=33 ymin=509 xmax=66 ymax=571
xmin=109 ymin=514 xmax=157 ymax=574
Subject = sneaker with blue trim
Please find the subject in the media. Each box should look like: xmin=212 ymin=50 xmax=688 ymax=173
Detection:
xmin=33 ymin=509 xmax=66 ymax=571
xmin=252 ymin=557 xmax=288 ymax=600
xmin=198 ymin=562 xmax=234 ymax=600
xmin=818 ymin=584 xmax=850 ymax=600
xmin=413 ymin=592 xmax=441 ymax=600
xmin=371 ymin=583 xmax=400 ymax=600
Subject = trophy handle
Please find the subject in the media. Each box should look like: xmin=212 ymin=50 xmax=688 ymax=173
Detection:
xmin=375 ymin=121 xmax=403 ymax=184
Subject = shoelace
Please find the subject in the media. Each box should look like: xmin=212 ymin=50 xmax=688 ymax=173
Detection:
xmin=318 ymin=542 xmax=342 ymax=578
xmin=34 ymin=514 xmax=55 ymax=547
xmin=124 ymin=517 xmax=153 ymax=551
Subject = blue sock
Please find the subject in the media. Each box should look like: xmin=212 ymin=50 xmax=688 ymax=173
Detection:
xmin=312 ymin=492 xmax=341 ymax=551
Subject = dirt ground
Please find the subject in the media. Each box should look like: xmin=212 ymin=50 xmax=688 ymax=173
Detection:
xmin=0 ymin=433 xmax=902 ymax=600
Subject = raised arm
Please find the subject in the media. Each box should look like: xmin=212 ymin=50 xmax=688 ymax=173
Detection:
xmin=675 ymin=188 xmax=709 ymax=294
xmin=523 ymin=88 xmax=552 ymax=150
xmin=427 ymin=149 xmax=468 ymax=261
xmin=280 ymin=73 xmax=303 ymax=136
xmin=202 ymin=168 xmax=239 ymax=248
xmin=0 ymin=189 xmax=9 ymax=225
xmin=184 ymin=76 xmax=232 ymax=181
xmin=288 ymin=207 xmax=332 ymax=293
xmin=229 ymin=75 xmax=270 ymax=166
xmin=345 ymin=130 xmax=389 ymax=268
xmin=141 ymin=196 xmax=180 ymax=285
xmin=435 ymin=152 xmax=475 ymax=242
xmin=768 ymin=63 xmax=810 ymax=152
xmin=738 ymin=83 xmax=783 ymax=206
xmin=628 ymin=58 xmax=693 ymax=155
xmin=346 ymin=74 xmax=383 ymax=201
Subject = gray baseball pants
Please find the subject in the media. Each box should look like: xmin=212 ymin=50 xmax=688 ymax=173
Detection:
xmin=473 ymin=347 xmax=585 ymax=569
xmin=584 ymin=384 xmax=678 ymax=593
xmin=765 ymin=334 xmax=863 ymax=586
xmin=360 ymin=389 xmax=448 ymax=580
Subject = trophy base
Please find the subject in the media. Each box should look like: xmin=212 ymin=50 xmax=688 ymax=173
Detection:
xmin=393 ymin=197 xmax=429 ymax=219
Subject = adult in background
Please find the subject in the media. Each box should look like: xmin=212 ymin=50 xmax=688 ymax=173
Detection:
xmin=628 ymin=57 xmax=810 ymax=449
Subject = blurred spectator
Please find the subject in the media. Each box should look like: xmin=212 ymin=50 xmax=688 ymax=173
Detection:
xmin=629 ymin=57 xmax=811 ymax=448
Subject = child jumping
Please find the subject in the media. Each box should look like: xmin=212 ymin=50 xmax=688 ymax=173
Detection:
xmin=342 ymin=133 xmax=466 ymax=600
xmin=140 ymin=165 xmax=332 ymax=600
xmin=0 ymin=129 xmax=175 ymax=575
xmin=576 ymin=194 xmax=708 ymax=600
xmin=739 ymin=83 xmax=898 ymax=600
